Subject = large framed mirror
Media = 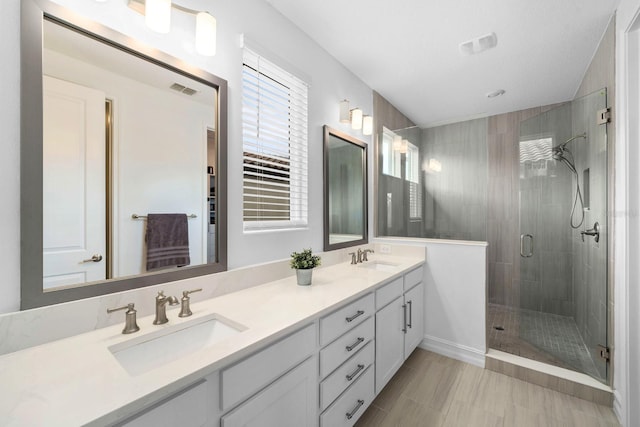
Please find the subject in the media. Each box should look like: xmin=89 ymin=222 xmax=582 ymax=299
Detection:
xmin=21 ymin=0 xmax=227 ymax=309
xmin=323 ymin=126 xmax=368 ymax=251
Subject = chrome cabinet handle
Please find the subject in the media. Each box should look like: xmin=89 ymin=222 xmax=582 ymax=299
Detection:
xmin=346 ymin=364 xmax=365 ymax=381
xmin=81 ymin=254 xmax=103 ymax=263
xmin=346 ymin=399 xmax=365 ymax=420
xmin=346 ymin=337 xmax=364 ymax=352
xmin=402 ymin=303 xmax=407 ymax=333
xmin=407 ymin=300 xmax=413 ymax=329
xmin=520 ymin=234 xmax=534 ymax=258
xmin=346 ymin=310 xmax=365 ymax=323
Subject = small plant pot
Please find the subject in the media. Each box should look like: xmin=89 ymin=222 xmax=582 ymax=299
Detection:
xmin=296 ymin=268 xmax=313 ymax=286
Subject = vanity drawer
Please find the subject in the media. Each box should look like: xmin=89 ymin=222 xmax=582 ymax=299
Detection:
xmin=320 ymin=340 xmax=374 ymax=411
xmin=320 ymin=365 xmax=374 ymax=427
xmin=320 ymin=316 xmax=374 ymax=378
xmin=221 ymin=323 xmax=316 ymax=412
xmin=320 ymin=293 xmax=374 ymax=346
xmin=404 ymin=265 xmax=423 ymax=292
xmin=375 ymin=277 xmax=403 ymax=310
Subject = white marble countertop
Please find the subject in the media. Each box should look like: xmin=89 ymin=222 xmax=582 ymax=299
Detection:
xmin=0 ymin=254 xmax=423 ymax=426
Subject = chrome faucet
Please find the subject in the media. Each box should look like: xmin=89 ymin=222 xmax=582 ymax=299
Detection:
xmin=153 ymin=291 xmax=179 ymax=325
xmin=362 ymin=249 xmax=374 ymax=262
xmin=350 ymin=248 xmax=375 ymax=264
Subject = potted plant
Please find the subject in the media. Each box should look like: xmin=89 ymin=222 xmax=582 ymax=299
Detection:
xmin=290 ymin=248 xmax=321 ymax=286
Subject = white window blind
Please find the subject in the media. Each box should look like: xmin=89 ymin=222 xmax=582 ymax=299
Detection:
xmin=406 ymin=142 xmax=422 ymax=219
xmin=242 ymin=48 xmax=308 ymax=230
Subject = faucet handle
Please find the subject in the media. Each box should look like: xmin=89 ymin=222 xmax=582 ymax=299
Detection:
xmin=107 ymin=303 xmax=140 ymax=334
xmin=348 ymin=252 xmax=357 ymax=265
xmin=179 ymin=288 xmax=202 ymax=318
xmin=362 ymin=249 xmax=374 ymax=262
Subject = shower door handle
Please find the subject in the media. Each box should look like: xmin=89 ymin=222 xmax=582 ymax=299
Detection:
xmin=520 ymin=234 xmax=534 ymax=258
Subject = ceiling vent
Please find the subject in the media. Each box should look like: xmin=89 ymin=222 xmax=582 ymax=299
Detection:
xmin=459 ymin=32 xmax=498 ymax=55
xmin=170 ymin=82 xmax=198 ymax=96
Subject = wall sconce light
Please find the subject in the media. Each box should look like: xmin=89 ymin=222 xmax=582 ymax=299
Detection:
xmin=195 ymin=12 xmax=217 ymax=56
xmin=128 ymin=0 xmax=216 ymax=56
xmin=362 ymin=115 xmax=373 ymax=136
xmin=351 ymin=107 xmax=363 ymax=130
xmin=339 ymin=99 xmax=350 ymax=123
xmin=392 ymin=135 xmax=402 ymax=151
xmin=145 ymin=0 xmax=171 ymax=33
xmin=399 ymin=139 xmax=409 ymax=154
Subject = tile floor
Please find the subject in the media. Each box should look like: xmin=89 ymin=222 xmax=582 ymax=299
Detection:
xmin=487 ymin=303 xmax=602 ymax=380
xmin=355 ymin=349 xmax=619 ymax=427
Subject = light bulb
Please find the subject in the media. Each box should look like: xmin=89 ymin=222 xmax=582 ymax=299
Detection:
xmin=351 ymin=108 xmax=363 ymax=130
xmin=145 ymin=0 xmax=171 ymax=34
xmin=196 ymin=12 xmax=217 ymax=56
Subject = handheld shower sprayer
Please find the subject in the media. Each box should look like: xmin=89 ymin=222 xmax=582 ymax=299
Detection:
xmin=551 ymin=133 xmax=587 ymax=229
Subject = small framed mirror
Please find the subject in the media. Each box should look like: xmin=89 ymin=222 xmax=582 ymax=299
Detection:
xmin=323 ymin=126 xmax=368 ymax=251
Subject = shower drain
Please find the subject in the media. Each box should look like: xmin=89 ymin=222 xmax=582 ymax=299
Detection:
xmin=494 ymin=326 xmax=505 ymax=331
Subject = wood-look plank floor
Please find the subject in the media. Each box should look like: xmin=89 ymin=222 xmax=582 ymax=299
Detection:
xmin=355 ymin=349 xmax=619 ymax=427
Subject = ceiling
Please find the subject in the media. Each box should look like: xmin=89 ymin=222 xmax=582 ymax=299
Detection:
xmin=265 ymin=0 xmax=618 ymax=128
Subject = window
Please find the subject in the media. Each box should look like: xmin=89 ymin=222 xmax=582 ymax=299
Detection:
xmin=381 ymin=127 xmax=402 ymax=178
xmin=242 ymin=48 xmax=308 ymax=230
xmin=406 ymin=142 xmax=422 ymax=219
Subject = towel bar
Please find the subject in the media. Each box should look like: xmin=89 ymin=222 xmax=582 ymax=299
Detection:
xmin=131 ymin=214 xmax=197 ymax=220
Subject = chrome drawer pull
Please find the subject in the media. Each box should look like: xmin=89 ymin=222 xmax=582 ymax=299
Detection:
xmin=402 ymin=304 xmax=407 ymax=333
xmin=346 ymin=364 xmax=365 ymax=381
xmin=346 ymin=310 xmax=364 ymax=323
xmin=346 ymin=399 xmax=365 ymax=420
xmin=346 ymin=337 xmax=364 ymax=352
xmin=407 ymin=300 xmax=413 ymax=329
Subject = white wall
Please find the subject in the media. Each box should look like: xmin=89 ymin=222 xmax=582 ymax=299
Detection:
xmin=0 ymin=0 xmax=373 ymax=313
xmin=614 ymin=1 xmax=640 ymax=425
xmin=375 ymin=238 xmax=488 ymax=367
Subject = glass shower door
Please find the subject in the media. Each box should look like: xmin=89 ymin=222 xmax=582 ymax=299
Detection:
xmin=518 ymin=89 xmax=608 ymax=382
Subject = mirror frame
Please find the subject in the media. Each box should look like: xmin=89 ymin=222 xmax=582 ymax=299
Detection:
xmin=21 ymin=0 xmax=228 ymax=309
xmin=323 ymin=125 xmax=368 ymax=251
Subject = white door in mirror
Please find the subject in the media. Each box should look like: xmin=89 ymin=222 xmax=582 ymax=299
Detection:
xmin=43 ymin=76 xmax=106 ymax=288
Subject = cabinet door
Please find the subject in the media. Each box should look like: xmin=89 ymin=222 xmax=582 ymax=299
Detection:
xmin=221 ymin=356 xmax=318 ymax=427
xmin=375 ymin=296 xmax=405 ymax=394
xmin=404 ymin=282 xmax=424 ymax=359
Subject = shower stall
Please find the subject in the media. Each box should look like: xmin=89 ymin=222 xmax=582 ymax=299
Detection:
xmin=376 ymin=88 xmax=610 ymax=383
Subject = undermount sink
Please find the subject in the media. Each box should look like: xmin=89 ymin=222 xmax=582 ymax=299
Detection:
xmin=358 ymin=260 xmax=400 ymax=272
xmin=109 ymin=314 xmax=245 ymax=376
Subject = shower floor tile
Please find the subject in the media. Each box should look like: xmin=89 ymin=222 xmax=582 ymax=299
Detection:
xmin=487 ymin=303 xmax=602 ymax=380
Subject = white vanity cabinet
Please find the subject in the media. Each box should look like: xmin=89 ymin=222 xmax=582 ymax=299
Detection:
xmin=116 ymin=373 xmax=220 ymax=427
xmin=220 ymin=324 xmax=318 ymax=427
xmin=318 ymin=294 xmax=375 ymax=426
xmin=375 ymin=266 xmax=424 ymax=394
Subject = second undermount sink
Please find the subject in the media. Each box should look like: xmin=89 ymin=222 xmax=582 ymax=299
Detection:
xmin=358 ymin=260 xmax=400 ymax=272
xmin=109 ymin=314 xmax=245 ymax=376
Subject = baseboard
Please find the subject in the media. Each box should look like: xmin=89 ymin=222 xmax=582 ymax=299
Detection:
xmin=419 ymin=335 xmax=485 ymax=368
xmin=613 ymin=390 xmax=625 ymax=426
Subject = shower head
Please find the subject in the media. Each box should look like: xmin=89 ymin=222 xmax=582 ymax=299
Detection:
xmin=552 ymin=133 xmax=586 ymax=154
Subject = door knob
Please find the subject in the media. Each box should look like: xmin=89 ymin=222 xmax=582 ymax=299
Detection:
xmin=81 ymin=254 xmax=103 ymax=263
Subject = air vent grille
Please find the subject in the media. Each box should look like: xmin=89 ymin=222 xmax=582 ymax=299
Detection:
xmin=170 ymin=82 xmax=198 ymax=96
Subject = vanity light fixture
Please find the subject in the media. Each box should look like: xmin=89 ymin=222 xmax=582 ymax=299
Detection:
xmin=399 ymin=139 xmax=409 ymax=154
xmin=145 ymin=0 xmax=171 ymax=34
xmin=195 ymin=12 xmax=217 ymax=56
xmin=128 ymin=0 xmax=217 ymax=56
xmin=392 ymin=135 xmax=403 ymax=151
xmin=351 ymin=107 xmax=363 ymax=130
xmin=339 ymin=99 xmax=350 ymax=123
xmin=362 ymin=115 xmax=373 ymax=136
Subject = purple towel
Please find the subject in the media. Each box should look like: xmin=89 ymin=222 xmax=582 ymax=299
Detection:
xmin=145 ymin=214 xmax=190 ymax=271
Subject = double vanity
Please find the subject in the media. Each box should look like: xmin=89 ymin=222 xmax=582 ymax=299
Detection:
xmin=0 ymin=251 xmax=425 ymax=426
